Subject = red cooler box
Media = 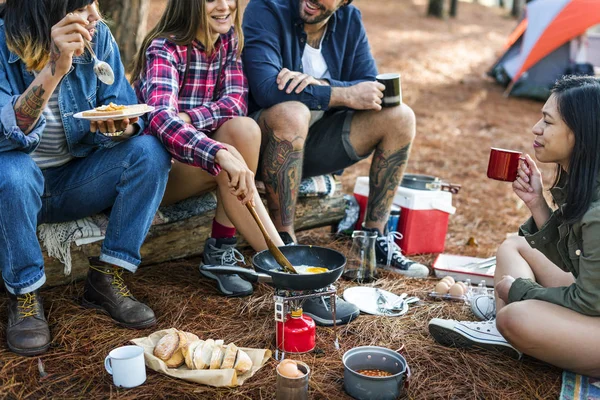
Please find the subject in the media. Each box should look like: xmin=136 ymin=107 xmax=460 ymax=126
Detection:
xmin=353 ymin=177 xmax=455 ymax=255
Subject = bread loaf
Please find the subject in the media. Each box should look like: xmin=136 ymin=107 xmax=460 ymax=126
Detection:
xmin=220 ymin=343 xmax=238 ymax=369
xmin=164 ymin=330 xmax=188 ymax=368
xmin=152 ymin=332 xmax=254 ymax=373
xmin=234 ymin=349 xmax=253 ymax=374
xmin=209 ymin=345 xmax=225 ymax=369
xmin=194 ymin=339 xmax=215 ymax=369
xmin=153 ymin=332 xmax=179 ymax=360
xmin=184 ymin=340 xmax=203 ymax=369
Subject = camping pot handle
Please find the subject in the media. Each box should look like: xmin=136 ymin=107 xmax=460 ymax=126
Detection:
xmin=441 ymin=182 xmax=461 ymax=194
xmin=395 ymin=346 xmax=410 ymax=389
xmin=404 ymin=365 xmax=411 ymax=389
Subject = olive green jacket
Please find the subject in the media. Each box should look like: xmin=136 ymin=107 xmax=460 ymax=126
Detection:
xmin=509 ymin=173 xmax=600 ymax=316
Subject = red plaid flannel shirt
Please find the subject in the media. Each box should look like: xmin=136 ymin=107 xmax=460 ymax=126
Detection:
xmin=136 ymin=29 xmax=247 ymax=175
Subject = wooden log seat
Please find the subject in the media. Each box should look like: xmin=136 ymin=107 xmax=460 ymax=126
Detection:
xmin=40 ymin=175 xmax=346 ymax=287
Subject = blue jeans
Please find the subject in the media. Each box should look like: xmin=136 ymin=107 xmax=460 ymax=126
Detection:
xmin=0 ymin=135 xmax=171 ymax=295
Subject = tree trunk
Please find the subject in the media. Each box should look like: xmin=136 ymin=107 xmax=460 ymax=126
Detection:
xmin=511 ymin=0 xmax=524 ymax=18
xmin=427 ymin=0 xmax=446 ymax=18
xmin=449 ymin=0 xmax=458 ymax=17
xmin=100 ymin=0 xmax=150 ymax=71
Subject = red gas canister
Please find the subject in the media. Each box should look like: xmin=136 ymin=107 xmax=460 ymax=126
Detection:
xmin=276 ymin=309 xmax=316 ymax=353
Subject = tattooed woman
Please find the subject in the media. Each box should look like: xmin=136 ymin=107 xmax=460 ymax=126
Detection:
xmin=0 ymin=0 xmax=171 ymax=356
xmin=132 ymin=0 xmax=284 ymax=297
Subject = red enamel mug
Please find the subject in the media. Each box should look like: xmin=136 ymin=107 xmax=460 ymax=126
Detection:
xmin=487 ymin=148 xmax=523 ymax=182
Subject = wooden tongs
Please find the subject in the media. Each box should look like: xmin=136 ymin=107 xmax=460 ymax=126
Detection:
xmin=245 ymin=203 xmax=298 ymax=274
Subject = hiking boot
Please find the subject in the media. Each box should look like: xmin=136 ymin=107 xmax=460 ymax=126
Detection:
xmin=428 ymin=318 xmax=522 ymax=359
xmin=199 ymin=238 xmax=253 ymax=297
xmin=278 ymin=232 xmax=296 ymax=246
xmin=302 ymin=296 xmax=360 ymax=327
xmin=6 ymin=290 xmax=51 ymax=356
xmin=364 ymin=228 xmax=429 ymax=278
xmin=471 ymin=295 xmax=496 ymax=321
xmin=82 ymin=257 xmax=156 ymax=329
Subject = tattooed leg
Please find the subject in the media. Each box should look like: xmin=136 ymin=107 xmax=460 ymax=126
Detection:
xmin=366 ymin=145 xmax=411 ymax=226
xmin=260 ymin=121 xmax=304 ymax=231
xmin=15 ymin=84 xmax=46 ymax=133
xmin=345 ymin=104 xmax=416 ymax=233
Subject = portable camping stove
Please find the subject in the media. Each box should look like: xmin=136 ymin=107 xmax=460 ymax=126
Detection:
xmin=274 ymin=285 xmax=339 ymax=360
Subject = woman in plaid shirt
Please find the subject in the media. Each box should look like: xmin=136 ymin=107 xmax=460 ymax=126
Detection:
xmin=132 ymin=0 xmax=284 ymax=297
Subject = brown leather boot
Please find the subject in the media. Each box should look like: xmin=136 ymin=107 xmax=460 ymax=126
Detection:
xmin=82 ymin=257 xmax=156 ymax=329
xmin=6 ymin=290 xmax=51 ymax=356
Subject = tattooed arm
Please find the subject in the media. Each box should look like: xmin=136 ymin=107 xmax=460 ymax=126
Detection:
xmin=14 ymin=13 xmax=90 ymax=134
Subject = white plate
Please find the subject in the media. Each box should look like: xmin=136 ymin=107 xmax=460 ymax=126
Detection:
xmin=73 ymin=105 xmax=154 ymax=121
xmin=343 ymin=287 xmax=408 ymax=317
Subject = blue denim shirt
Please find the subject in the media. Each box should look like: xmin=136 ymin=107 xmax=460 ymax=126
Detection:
xmin=0 ymin=20 xmax=143 ymax=156
xmin=242 ymin=0 xmax=378 ymax=113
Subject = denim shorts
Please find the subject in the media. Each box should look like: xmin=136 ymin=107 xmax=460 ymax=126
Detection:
xmin=252 ymin=108 xmax=371 ymax=178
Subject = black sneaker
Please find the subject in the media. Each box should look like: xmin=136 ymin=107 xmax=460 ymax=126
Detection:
xmin=302 ymin=296 xmax=360 ymax=326
xmin=364 ymin=227 xmax=429 ymax=278
xmin=278 ymin=232 xmax=296 ymax=246
xmin=199 ymin=237 xmax=253 ymax=297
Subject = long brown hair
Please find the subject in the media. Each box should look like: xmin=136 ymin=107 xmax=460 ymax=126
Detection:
xmin=0 ymin=0 xmax=97 ymax=71
xmin=130 ymin=0 xmax=243 ymax=82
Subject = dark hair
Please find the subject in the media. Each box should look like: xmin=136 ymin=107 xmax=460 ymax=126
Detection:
xmin=551 ymin=75 xmax=600 ymax=224
xmin=0 ymin=0 xmax=95 ymax=70
xmin=130 ymin=0 xmax=244 ymax=83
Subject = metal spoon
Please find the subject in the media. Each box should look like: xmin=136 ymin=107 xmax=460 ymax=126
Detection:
xmin=84 ymin=41 xmax=115 ymax=85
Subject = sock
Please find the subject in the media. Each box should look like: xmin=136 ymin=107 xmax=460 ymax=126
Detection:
xmin=211 ymin=218 xmax=236 ymax=239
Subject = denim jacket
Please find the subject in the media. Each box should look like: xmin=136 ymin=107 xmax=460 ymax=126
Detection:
xmin=510 ymin=172 xmax=600 ymax=316
xmin=242 ymin=0 xmax=378 ymax=113
xmin=0 ymin=20 xmax=143 ymax=156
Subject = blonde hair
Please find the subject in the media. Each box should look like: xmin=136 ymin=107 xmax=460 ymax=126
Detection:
xmin=2 ymin=0 xmax=99 ymax=71
xmin=130 ymin=0 xmax=244 ymax=82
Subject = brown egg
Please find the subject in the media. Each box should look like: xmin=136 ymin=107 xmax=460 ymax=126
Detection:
xmin=435 ymin=281 xmax=450 ymax=294
xmin=449 ymin=283 xmax=465 ymax=297
xmin=278 ymin=360 xmax=299 ymax=378
xmin=295 ymin=369 xmax=306 ymax=378
xmin=456 ymin=281 xmax=467 ymax=291
xmin=441 ymin=276 xmax=455 ymax=285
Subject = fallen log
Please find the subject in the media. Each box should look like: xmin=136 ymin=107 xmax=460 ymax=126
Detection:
xmin=42 ymin=193 xmax=346 ymax=287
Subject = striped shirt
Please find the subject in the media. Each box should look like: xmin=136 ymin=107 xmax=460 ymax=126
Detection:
xmin=30 ymin=90 xmax=73 ymax=168
xmin=135 ymin=28 xmax=247 ymax=176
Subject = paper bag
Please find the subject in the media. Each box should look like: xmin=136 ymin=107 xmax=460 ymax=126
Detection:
xmin=131 ymin=328 xmax=272 ymax=387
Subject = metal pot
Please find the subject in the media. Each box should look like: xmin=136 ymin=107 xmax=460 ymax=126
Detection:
xmin=401 ymin=173 xmax=461 ymax=194
xmin=343 ymin=346 xmax=410 ymax=400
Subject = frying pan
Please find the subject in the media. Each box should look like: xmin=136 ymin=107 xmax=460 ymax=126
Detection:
xmin=199 ymin=245 xmax=346 ymax=291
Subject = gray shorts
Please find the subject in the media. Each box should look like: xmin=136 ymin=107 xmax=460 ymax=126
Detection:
xmin=251 ymin=108 xmax=371 ymax=178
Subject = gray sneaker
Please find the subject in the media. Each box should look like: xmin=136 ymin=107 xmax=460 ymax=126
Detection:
xmin=199 ymin=238 xmax=253 ymax=297
xmin=302 ymin=296 xmax=360 ymax=327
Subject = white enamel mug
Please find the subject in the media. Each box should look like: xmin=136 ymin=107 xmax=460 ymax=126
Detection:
xmin=104 ymin=345 xmax=146 ymax=388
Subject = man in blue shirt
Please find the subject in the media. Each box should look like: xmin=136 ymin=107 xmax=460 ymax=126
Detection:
xmin=244 ymin=0 xmax=429 ymax=325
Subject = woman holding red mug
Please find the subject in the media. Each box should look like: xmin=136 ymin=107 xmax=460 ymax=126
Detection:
xmin=429 ymin=75 xmax=600 ymax=377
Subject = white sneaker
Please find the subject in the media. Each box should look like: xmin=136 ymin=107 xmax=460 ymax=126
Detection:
xmin=471 ymin=295 xmax=496 ymax=321
xmin=428 ymin=318 xmax=522 ymax=359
